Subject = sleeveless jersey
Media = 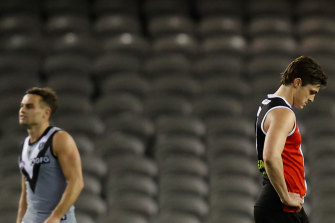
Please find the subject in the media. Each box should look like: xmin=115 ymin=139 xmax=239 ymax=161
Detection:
xmin=19 ymin=126 xmax=76 ymax=223
xmin=255 ymin=94 xmax=307 ymax=212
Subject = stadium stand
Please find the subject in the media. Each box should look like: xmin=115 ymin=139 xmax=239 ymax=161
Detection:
xmin=0 ymin=0 xmax=334 ymax=223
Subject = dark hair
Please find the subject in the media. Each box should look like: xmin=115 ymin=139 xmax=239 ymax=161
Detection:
xmin=280 ymin=56 xmax=327 ymax=87
xmin=26 ymin=87 xmax=58 ymax=116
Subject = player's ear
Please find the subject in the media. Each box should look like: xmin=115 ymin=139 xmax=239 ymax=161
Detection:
xmin=293 ymin=78 xmax=302 ymax=87
xmin=44 ymin=107 xmax=52 ymax=120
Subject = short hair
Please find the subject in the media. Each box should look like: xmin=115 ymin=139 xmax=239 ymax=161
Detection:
xmin=26 ymin=87 xmax=58 ymax=116
xmin=280 ymin=56 xmax=328 ymax=87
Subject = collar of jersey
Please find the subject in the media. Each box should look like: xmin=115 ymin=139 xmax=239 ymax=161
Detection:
xmin=267 ymin=94 xmax=292 ymax=108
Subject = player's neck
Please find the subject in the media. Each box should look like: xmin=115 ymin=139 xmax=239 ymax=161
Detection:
xmin=273 ymin=84 xmax=294 ymax=106
xmin=27 ymin=122 xmax=50 ymax=143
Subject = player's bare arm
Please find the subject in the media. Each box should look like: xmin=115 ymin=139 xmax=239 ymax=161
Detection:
xmin=44 ymin=131 xmax=84 ymax=223
xmin=263 ymin=108 xmax=303 ymax=211
xmin=16 ymin=175 xmax=27 ymax=223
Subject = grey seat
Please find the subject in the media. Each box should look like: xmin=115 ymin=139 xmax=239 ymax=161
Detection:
xmin=44 ymin=54 xmax=91 ymax=76
xmin=152 ymin=34 xmax=198 ymax=58
xmin=0 ymin=211 xmax=18 ymax=223
xmin=143 ymin=54 xmax=192 ymax=78
xmin=75 ymin=192 xmax=107 ymax=219
xmin=0 ymin=34 xmax=44 ymax=56
xmin=159 ymin=157 xmax=208 ymax=178
xmin=47 ymin=76 xmax=94 ymax=98
xmin=198 ymin=16 xmax=243 ymax=38
xmin=202 ymin=77 xmax=251 ymax=98
xmin=248 ymin=36 xmax=297 ymax=57
xmin=53 ymin=113 xmax=104 ymax=137
xmin=155 ymin=135 xmax=205 ymax=161
xmin=159 ymin=174 xmax=208 ymax=198
xmin=295 ymin=0 xmax=334 ymax=17
xmin=98 ymin=209 xmax=148 ymax=223
xmin=95 ymin=93 xmax=143 ymax=119
xmin=108 ymin=175 xmax=157 ymax=197
xmin=0 ymin=14 xmax=41 ymax=36
xmin=159 ymin=194 xmax=209 ymax=218
xmin=82 ymin=173 xmax=102 ymax=196
xmin=210 ymin=194 xmax=254 ymax=218
xmin=93 ymin=14 xmax=141 ymax=36
xmin=246 ymin=0 xmax=291 ymax=17
xmin=206 ymin=213 xmax=253 ymax=223
xmin=148 ymin=15 xmax=195 ymax=38
xmin=93 ymin=0 xmax=139 ymax=15
xmin=248 ymin=16 xmax=292 ymax=37
xmin=48 ymin=33 xmax=95 ymax=55
xmin=96 ymin=132 xmax=146 ymax=157
xmin=0 ymin=74 xmax=40 ymax=96
xmin=0 ymin=132 xmax=26 ymax=156
xmin=0 ymin=54 xmax=40 ymax=73
xmin=44 ymin=15 xmax=90 ymax=36
xmin=194 ymin=95 xmax=243 ymax=119
xmin=101 ymin=74 xmax=151 ymax=99
xmin=108 ymin=155 xmax=158 ymax=177
xmin=81 ymin=153 xmax=108 ymax=179
xmin=200 ymin=35 xmax=246 ymax=57
xmin=245 ymin=55 xmax=292 ymax=79
xmin=206 ymin=117 xmax=254 ymax=139
xmin=0 ymin=0 xmax=39 ymax=14
xmin=104 ymin=113 xmax=155 ymax=141
xmin=144 ymin=95 xmax=193 ymax=119
xmin=210 ymin=155 xmax=257 ymax=178
xmin=100 ymin=33 xmax=150 ymax=58
xmin=75 ymin=213 xmax=95 ymax=223
xmin=296 ymin=16 xmax=335 ymax=37
xmin=207 ymin=136 xmax=255 ymax=159
xmin=43 ymin=0 xmax=89 ymax=15
xmin=93 ymin=54 xmax=141 ymax=81
xmin=143 ymin=0 xmax=190 ymax=18
xmin=210 ymin=175 xmax=259 ymax=199
xmin=152 ymin=76 xmax=201 ymax=99
xmin=300 ymin=36 xmax=335 ymax=57
xmin=195 ymin=0 xmax=243 ymax=17
xmin=193 ymin=55 xmax=244 ymax=79
xmin=155 ymin=115 xmax=206 ymax=138
xmin=53 ymin=95 xmax=93 ymax=118
xmin=108 ymin=193 xmax=158 ymax=218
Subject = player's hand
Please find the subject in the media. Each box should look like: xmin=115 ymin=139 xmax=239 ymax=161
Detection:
xmin=43 ymin=216 xmax=60 ymax=223
xmin=282 ymin=192 xmax=303 ymax=212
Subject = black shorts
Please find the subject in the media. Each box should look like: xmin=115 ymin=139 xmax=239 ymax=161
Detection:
xmin=254 ymin=206 xmax=308 ymax=223
xmin=254 ymin=177 xmax=308 ymax=223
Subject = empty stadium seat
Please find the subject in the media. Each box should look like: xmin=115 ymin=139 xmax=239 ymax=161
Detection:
xmin=247 ymin=16 xmax=292 ymax=37
xmin=104 ymin=113 xmax=155 ymax=141
xmin=155 ymin=115 xmax=206 ymax=137
xmin=154 ymin=136 xmax=206 ymax=161
xmin=0 ymin=14 xmax=41 ymax=36
xmin=198 ymin=16 xmax=243 ymax=38
xmin=151 ymin=76 xmax=201 ymax=99
xmin=44 ymin=14 xmax=90 ymax=36
xmin=148 ymin=15 xmax=195 ymax=37
xmin=93 ymin=14 xmax=141 ymax=36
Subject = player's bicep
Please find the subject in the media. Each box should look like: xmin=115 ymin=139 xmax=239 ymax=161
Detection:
xmin=263 ymin=109 xmax=295 ymax=160
xmin=53 ymin=132 xmax=83 ymax=181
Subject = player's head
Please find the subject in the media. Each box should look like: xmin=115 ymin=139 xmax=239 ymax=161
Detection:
xmin=19 ymin=87 xmax=58 ymax=126
xmin=280 ymin=56 xmax=327 ymax=87
xmin=281 ymin=56 xmax=328 ymax=109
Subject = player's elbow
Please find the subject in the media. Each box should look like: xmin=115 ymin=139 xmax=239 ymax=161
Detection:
xmin=263 ymin=152 xmax=280 ymax=166
xmin=78 ymin=177 xmax=84 ymax=192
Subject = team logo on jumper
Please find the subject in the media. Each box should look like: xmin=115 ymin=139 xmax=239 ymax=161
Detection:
xmin=31 ymin=156 xmax=50 ymax=165
xmin=38 ymin=142 xmax=45 ymax=151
